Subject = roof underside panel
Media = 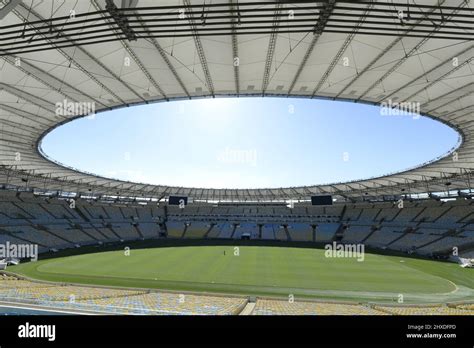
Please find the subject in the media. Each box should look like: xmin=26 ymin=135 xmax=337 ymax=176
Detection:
xmin=0 ymin=0 xmax=473 ymax=201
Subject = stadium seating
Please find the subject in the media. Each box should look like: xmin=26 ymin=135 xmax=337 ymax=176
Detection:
xmin=364 ymin=226 xmax=404 ymax=247
xmin=1 ymin=275 xmax=473 ymax=316
xmin=252 ymin=299 xmax=385 ymax=315
xmin=261 ymin=224 xmax=275 ymax=240
xmin=341 ymin=225 xmax=372 ymax=243
xmin=184 ymin=222 xmax=210 ymax=238
xmin=372 ymin=304 xmax=474 ymax=315
xmin=315 ymin=223 xmax=339 ymax=242
xmin=0 ymin=276 xmax=246 ymax=315
xmin=166 ymin=221 xmax=185 ymax=238
xmin=287 ymin=223 xmax=313 ymax=242
xmin=0 ymin=190 xmax=473 ymax=260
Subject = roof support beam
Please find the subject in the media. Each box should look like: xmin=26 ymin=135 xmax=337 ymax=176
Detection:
xmin=105 ymin=0 xmax=137 ymax=41
xmin=0 ymin=104 xmax=52 ymax=126
xmin=335 ymin=0 xmax=448 ymax=99
xmin=0 ymin=0 xmax=20 ymax=20
xmin=0 ymin=82 xmax=56 ymax=114
xmin=261 ymin=3 xmax=282 ymax=94
xmin=183 ymin=0 xmax=215 ymax=96
xmin=286 ymin=0 xmax=335 ymax=95
xmin=357 ymin=1 xmax=465 ymax=101
xmin=310 ymin=4 xmax=373 ymax=97
xmin=401 ymin=57 xmax=474 ymax=104
xmin=92 ymin=0 xmax=168 ymax=100
xmin=133 ymin=18 xmax=191 ymax=99
xmin=425 ymin=84 xmax=474 ymax=114
xmin=11 ymin=3 xmax=127 ymax=105
xmin=1 ymin=56 xmax=107 ymax=108
xmin=381 ymin=45 xmax=473 ymax=102
xmin=230 ymin=0 xmax=240 ymax=95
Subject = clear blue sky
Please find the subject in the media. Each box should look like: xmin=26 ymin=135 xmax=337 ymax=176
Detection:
xmin=41 ymin=98 xmax=460 ymax=189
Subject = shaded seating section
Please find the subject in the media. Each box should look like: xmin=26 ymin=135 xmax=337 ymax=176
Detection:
xmin=76 ymin=223 xmax=109 ymax=241
xmin=110 ymin=223 xmax=140 ymax=240
xmin=287 ymin=223 xmax=313 ymax=242
xmin=137 ymin=222 xmax=160 ymax=238
xmin=389 ymin=229 xmax=442 ymax=252
xmin=93 ymin=224 xmax=120 ymax=241
xmin=260 ymin=224 xmax=275 ymax=240
xmin=166 ymin=221 xmax=185 ymax=238
xmin=120 ymin=207 xmax=138 ymax=219
xmin=273 ymin=224 xmax=288 ymax=241
xmin=356 ymin=207 xmax=382 ymax=223
xmin=0 ymin=233 xmax=38 ymax=249
xmin=364 ymin=226 xmax=404 ymax=247
xmin=40 ymin=201 xmax=78 ymax=220
xmin=234 ymin=223 xmax=256 ymax=239
xmin=341 ymin=206 xmax=363 ymax=221
xmin=46 ymin=225 xmax=95 ymax=245
xmin=315 ymin=223 xmax=339 ymax=242
xmin=0 ymin=190 xmax=472 ymax=258
xmin=2 ymin=225 xmax=67 ymax=250
xmin=183 ymin=222 xmax=210 ymax=238
xmin=101 ymin=206 xmax=125 ymax=220
xmin=0 ymin=201 xmax=33 ymax=220
xmin=13 ymin=202 xmax=55 ymax=221
xmin=214 ymin=223 xmax=235 ymax=239
xmin=341 ymin=225 xmax=372 ymax=243
xmin=375 ymin=205 xmax=402 ymax=222
xmin=206 ymin=223 xmax=224 ymax=238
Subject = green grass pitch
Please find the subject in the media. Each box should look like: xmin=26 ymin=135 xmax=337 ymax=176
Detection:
xmin=9 ymin=246 xmax=474 ymax=302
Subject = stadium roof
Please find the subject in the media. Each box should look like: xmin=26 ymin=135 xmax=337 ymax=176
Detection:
xmin=0 ymin=0 xmax=473 ymax=201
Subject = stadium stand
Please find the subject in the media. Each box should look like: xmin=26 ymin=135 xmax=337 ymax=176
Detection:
xmin=315 ymin=223 xmax=339 ymax=242
xmin=372 ymin=304 xmax=474 ymax=315
xmin=2 ymin=275 xmax=472 ymax=316
xmin=341 ymin=225 xmax=373 ymax=243
xmin=287 ymin=223 xmax=313 ymax=242
xmin=364 ymin=226 xmax=404 ymax=247
xmin=0 ymin=191 xmax=473 ymax=260
xmin=0 ymin=276 xmax=246 ymax=315
xmin=184 ymin=222 xmax=210 ymax=239
xmin=252 ymin=299 xmax=386 ymax=315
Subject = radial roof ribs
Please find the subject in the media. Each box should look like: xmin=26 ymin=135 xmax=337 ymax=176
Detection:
xmin=9 ymin=2 xmax=128 ymax=105
xmin=0 ymin=0 xmax=472 ymax=201
xmin=93 ymin=0 xmax=168 ymax=101
xmin=381 ymin=45 xmax=474 ymax=103
xmin=311 ymin=3 xmax=373 ymax=98
xmin=356 ymin=0 xmax=465 ymax=101
xmin=261 ymin=3 xmax=281 ymax=95
xmin=0 ymin=0 xmax=20 ymax=20
xmin=335 ymin=0 xmax=449 ymax=99
xmin=287 ymin=0 xmax=336 ymax=95
xmin=104 ymin=0 xmax=137 ymax=41
xmin=230 ymin=0 xmax=240 ymax=95
xmin=183 ymin=0 xmax=215 ymax=97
